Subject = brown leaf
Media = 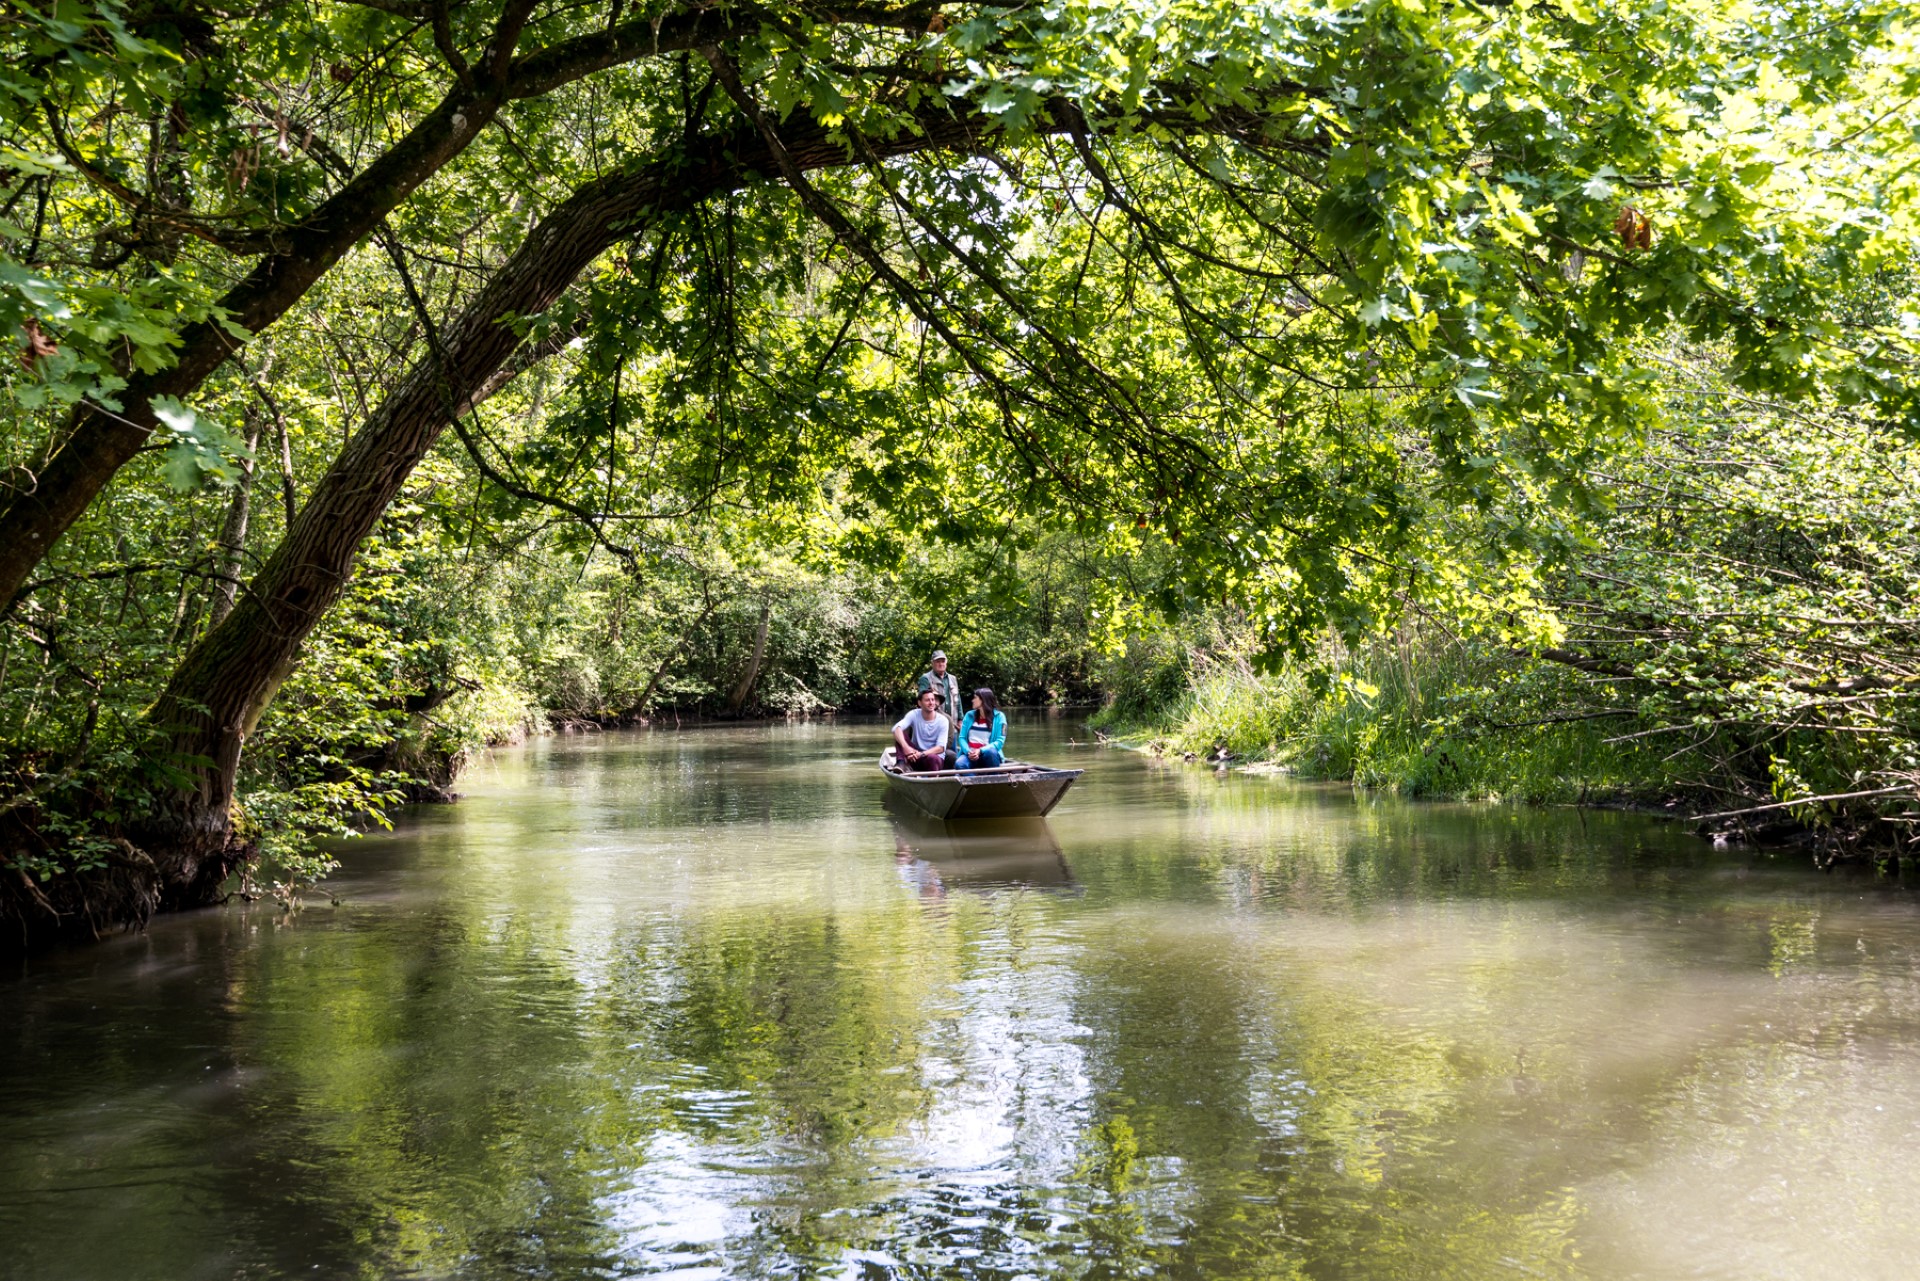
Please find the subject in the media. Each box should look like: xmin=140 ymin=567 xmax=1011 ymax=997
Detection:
xmin=231 ymin=145 xmax=259 ymax=192
xmin=1614 ymin=205 xmax=1653 ymax=252
xmin=18 ymin=317 xmax=58 ymax=371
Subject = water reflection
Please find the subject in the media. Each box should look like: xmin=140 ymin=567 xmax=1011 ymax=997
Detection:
xmin=888 ymin=804 xmax=1077 ymax=897
xmin=2 ymin=719 xmax=1918 ymax=1279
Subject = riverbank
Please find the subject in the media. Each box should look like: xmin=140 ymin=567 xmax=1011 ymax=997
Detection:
xmin=1101 ymin=728 xmax=1827 ymax=841
xmin=1091 ymin=649 xmax=1679 ymax=803
xmin=1090 ymin=648 xmax=1902 ymax=862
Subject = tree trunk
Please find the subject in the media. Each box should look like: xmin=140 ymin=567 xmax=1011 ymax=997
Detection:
xmin=254 ymin=376 xmax=300 ymax=528
xmin=624 ymin=597 xmax=718 ymax=719
xmin=729 ymin=599 xmax=773 ymax=714
xmin=162 ymin=511 xmax=204 ymax=649
xmin=207 ymin=417 xmax=263 ymax=628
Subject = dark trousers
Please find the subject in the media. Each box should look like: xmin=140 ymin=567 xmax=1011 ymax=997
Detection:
xmin=955 ymin=747 xmax=1003 ymax=770
xmin=903 ymin=748 xmax=946 ymax=772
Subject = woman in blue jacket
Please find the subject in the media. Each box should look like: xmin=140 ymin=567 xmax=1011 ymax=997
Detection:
xmin=953 ymin=688 xmax=1007 ymax=770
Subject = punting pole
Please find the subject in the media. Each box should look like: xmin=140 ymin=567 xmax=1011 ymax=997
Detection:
xmin=890 ymin=763 xmax=1042 ymax=779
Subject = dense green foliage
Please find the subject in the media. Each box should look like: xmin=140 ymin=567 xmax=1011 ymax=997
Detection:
xmin=1099 ymin=350 xmax=1920 ymax=853
xmin=0 ymin=0 xmax=1916 ymax=937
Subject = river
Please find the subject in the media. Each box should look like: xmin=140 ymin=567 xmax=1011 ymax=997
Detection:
xmin=4 ymin=718 xmax=1919 ymax=1279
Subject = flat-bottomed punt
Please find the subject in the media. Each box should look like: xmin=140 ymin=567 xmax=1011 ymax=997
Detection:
xmin=879 ymin=749 xmax=1083 ymax=820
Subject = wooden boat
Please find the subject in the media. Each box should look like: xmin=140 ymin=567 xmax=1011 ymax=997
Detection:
xmin=879 ymin=748 xmax=1083 ymax=819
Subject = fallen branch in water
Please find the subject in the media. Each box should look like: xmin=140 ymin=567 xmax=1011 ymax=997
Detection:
xmin=1688 ymin=784 xmax=1915 ymax=823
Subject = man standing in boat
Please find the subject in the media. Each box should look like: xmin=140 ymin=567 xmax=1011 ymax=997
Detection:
xmin=916 ymin=650 xmax=962 ymax=763
xmin=892 ymin=687 xmax=952 ymax=772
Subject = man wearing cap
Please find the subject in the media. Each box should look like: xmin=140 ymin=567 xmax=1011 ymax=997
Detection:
xmin=916 ymin=651 xmax=962 ymax=765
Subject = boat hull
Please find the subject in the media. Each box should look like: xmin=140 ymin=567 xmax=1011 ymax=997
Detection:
xmin=879 ymin=750 xmax=1082 ymax=820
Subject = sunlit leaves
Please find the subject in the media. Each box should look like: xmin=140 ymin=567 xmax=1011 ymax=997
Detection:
xmin=150 ymin=394 xmax=251 ymax=492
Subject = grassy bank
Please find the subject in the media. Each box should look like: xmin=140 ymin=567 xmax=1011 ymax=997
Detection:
xmin=1092 ymin=637 xmax=1685 ymax=808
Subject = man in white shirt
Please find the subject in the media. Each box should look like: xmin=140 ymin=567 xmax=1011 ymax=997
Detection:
xmin=891 ymin=688 xmax=951 ymax=772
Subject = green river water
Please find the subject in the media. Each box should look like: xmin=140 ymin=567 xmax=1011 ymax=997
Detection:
xmin=4 ymin=718 xmax=1919 ymax=1280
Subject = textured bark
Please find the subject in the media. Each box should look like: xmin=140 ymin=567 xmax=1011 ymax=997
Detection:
xmin=143 ymin=104 xmax=997 ymax=860
xmin=0 ymin=5 xmax=934 ymax=610
xmin=206 ymin=417 xmax=262 ymax=628
xmin=728 ymin=599 xmax=773 ymax=713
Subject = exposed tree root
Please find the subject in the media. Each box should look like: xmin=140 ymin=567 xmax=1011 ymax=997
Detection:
xmin=1 ymin=830 xmax=251 ymax=957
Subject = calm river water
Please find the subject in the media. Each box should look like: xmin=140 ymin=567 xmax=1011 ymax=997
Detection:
xmin=5 ymin=719 xmax=1920 ymax=1280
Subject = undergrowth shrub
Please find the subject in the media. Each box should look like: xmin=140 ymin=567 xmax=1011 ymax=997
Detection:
xmin=1110 ymin=630 xmax=1674 ymax=805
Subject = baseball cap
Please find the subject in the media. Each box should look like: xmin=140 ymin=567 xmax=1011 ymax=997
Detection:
xmin=931 ymin=650 xmax=947 ymax=660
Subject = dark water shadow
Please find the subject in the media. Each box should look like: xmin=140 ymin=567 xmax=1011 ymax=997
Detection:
xmin=885 ymin=796 xmax=1077 ymax=894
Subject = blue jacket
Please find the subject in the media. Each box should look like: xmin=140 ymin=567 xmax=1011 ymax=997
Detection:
xmin=954 ymin=709 xmax=1006 ymax=756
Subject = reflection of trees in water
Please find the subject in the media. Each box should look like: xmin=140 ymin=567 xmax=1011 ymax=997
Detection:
xmin=201 ymin=910 xmax=639 ymax=1277
xmin=216 ymin=881 xmax=1906 ymax=1280
xmin=47 ymin=878 xmax=1593 ymax=1276
xmin=1055 ymin=909 xmax=1588 ymax=1279
xmin=1072 ymin=764 xmax=1721 ymax=911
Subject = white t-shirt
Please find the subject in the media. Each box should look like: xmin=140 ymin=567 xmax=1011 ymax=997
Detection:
xmin=893 ymin=709 xmax=950 ymax=753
